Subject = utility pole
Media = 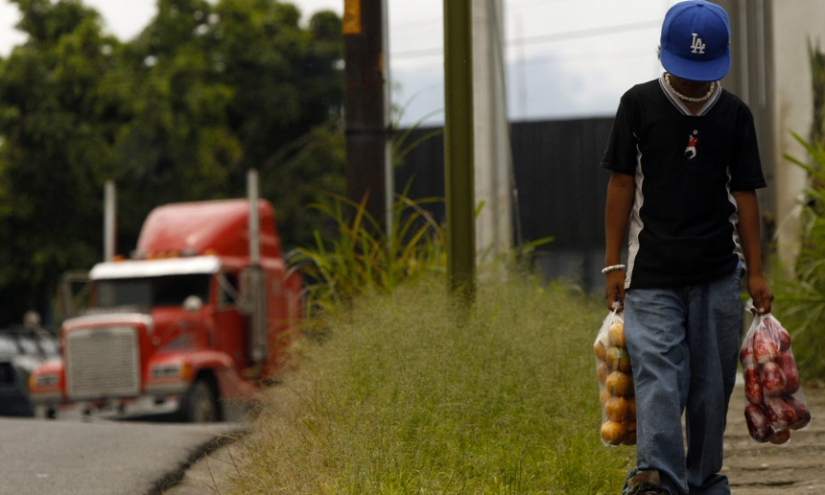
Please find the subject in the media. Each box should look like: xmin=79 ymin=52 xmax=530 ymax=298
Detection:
xmin=473 ymin=0 xmax=512 ymax=265
xmin=444 ymin=0 xmax=476 ymax=301
xmin=343 ymin=0 xmax=390 ymax=230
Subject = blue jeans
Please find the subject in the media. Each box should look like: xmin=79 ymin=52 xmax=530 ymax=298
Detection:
xmin=622 ymin=270 xmax=742 ymax=495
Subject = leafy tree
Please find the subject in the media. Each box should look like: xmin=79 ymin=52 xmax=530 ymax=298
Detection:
xmin=115 ymin=0 xmax=345 ymax=249
xmin=0 ymin=0 xmax=344 ymax=327
xmin=110 ymin=0 xmax=242 ymax=244
xmin=0 ymin=0 xmax=121 ymax=326
xmin=209 ymin=2 xmax=345 ymax=248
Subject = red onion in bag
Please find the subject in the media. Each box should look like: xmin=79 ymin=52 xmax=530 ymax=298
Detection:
xmin=745 ymin=404 xmax=774 ymax=442
xmin=753 ymin=329 xmax=779 ymax=364
xmin=764 ymin=396 xmax=796 ymax=431
xmin=744 ymin=366 xmax=763 ymax=405
xmin=779 ymin=353 xmax=800 ymax=395
xmin=761 ymin=361 xmax=786 ymax=397
xmin=785 ymin=395 xmax=812 ymax=430
xmin=769 ymin=428 xmax=791 ymax=445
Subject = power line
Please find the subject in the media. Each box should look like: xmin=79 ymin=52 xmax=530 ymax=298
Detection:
xmin=390 ymin=17 xmax=441 ymax=31
xmin=509 ymin=20 xmax=660 ymax=48
xmin=392 ymin=19 xmax=660 ymax=60
xmin=389 ymin=0 xmax=578 ymax=31
xmin=393 ymin=49 xmax=654 ymax=70
xmin=507 ymin=50 xmax=654 ymax=67
xmin=507 ymin=0 xmax=578 ymax=11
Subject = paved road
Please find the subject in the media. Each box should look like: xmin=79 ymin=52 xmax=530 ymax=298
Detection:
xmin=0 ymin=417 xmax=243 ymax=495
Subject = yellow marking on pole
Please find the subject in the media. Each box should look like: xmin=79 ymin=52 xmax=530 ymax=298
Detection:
xmin=343 ymin=0 xmax=362 ymax=35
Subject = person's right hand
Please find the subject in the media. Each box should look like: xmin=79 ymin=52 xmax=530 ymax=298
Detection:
xmin=604 ymin=270 xmax=626 ymax=310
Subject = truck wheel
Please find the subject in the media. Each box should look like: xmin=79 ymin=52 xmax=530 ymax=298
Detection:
xmin=184 ymin=380 xmax=219 ymax=423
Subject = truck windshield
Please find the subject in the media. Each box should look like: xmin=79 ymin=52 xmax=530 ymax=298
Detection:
xmin=96 ymin=274 xmax=211 ymax=308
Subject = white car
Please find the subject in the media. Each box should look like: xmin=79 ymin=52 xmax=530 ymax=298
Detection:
xmin=0 ymin=326 xmax=59 ymax=417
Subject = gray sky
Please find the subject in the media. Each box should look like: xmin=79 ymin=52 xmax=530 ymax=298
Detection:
xmin=0 ymin=0 xmax=682 ymax=125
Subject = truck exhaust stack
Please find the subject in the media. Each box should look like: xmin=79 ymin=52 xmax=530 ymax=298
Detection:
xmin=104 ymin=180 xmax=116 ymax=261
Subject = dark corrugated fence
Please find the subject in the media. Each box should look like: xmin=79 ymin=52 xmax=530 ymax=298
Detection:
xmin=394 ymin=117 xmax=615 ymax=292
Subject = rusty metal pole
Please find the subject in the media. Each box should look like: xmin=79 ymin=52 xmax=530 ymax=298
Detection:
xmin=343 ymin=0 xmax=388 ymax=230
xmin=444 ymin=0 xmax=476 ymax=302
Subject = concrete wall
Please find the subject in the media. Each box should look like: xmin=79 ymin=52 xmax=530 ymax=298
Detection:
xmin=768 ymin=0 xmax=825 ymax=266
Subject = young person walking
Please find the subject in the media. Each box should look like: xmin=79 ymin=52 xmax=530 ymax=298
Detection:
xmin=600 ymin=1 xmax=773 ymax=494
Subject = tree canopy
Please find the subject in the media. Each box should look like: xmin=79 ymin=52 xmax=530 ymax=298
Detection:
xmin=0 ymin=0 xmax=344 ymax=327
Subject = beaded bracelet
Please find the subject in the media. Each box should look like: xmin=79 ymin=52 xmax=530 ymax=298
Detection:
xmin=601 ymin=264 xmax=626 ymax=274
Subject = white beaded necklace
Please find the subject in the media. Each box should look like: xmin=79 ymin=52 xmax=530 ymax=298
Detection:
xmin=665 ymin=73 xmax=717 ymax=103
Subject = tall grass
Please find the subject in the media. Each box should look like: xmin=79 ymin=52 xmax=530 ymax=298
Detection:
xmin=228 ymin=276 xmax=634 ymax=494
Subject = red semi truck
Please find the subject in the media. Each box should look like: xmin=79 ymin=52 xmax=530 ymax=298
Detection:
xmin=28 ymin=172 xmax=302 ymax=421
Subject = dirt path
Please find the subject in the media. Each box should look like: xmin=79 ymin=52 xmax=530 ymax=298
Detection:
xmin=725 ymin=382 xmax=825 ymax=494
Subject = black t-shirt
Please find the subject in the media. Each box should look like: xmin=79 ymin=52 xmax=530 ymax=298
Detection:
xmin=601 ymin=76 xmax=766 ymax=289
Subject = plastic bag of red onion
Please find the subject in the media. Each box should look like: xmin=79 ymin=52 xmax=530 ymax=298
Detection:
xmin=739 ymin=305 xmax=812 ymax=444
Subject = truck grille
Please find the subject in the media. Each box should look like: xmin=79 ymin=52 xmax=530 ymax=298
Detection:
xmin=66 ymin=326 xmax=140 ymax=399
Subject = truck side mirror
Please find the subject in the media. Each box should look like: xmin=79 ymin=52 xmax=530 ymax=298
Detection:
xmin=58 ymin=270 xmax=91 ymax=320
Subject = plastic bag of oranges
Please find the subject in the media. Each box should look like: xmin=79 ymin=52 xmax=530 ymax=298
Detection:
xmin=594 ymin=306 xmax=636 ymax=446
xmin=739 ymin=301 xmax=812 ymax=445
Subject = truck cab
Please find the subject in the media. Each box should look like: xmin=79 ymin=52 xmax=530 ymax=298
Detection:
xmin=28 ymin=196 xmax=302 ymax=422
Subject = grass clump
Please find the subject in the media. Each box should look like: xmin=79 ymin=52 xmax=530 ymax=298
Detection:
xmin=293 ymin=191 xmax=445 ymax=312
xmin=229 ymin=276 xmax=633 ymax=494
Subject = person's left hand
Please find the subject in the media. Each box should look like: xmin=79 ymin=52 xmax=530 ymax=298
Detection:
xmin=748 ymin=274 xmax=773 ymax=314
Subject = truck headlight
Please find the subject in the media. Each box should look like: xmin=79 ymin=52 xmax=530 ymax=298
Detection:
xmin=31 ymin=373 xmax=59 ymax=389
xmin=149 ymin=363 xmax=192 ymax=380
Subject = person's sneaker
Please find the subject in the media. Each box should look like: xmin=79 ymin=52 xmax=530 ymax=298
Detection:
xmin=626 ymin=470 xmax=668 ymax=495
xmin=636 ymin=487 xmax=667 ymax=495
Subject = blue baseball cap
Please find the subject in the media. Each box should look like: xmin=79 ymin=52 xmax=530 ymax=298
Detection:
xmin=660 ymin=1 xmax=731 ymax=82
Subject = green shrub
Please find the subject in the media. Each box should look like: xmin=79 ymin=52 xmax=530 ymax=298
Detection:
xmin=776 ymin=133 xmax=825 ymax=382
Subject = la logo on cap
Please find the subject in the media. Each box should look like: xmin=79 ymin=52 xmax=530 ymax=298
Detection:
xmin=690 ymin=33 xmax=706 ymax=54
